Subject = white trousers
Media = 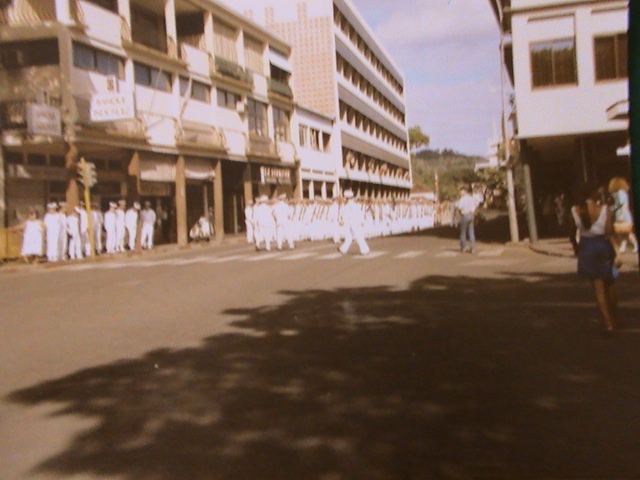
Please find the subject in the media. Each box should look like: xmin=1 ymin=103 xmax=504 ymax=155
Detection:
xmin=339 ymin=225 xmax=370 ymax=255
xmin=140 ymin=224 xmax=154 ymax=249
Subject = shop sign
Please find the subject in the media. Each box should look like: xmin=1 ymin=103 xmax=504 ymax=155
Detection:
xmin=27 ymin=103 xmax=62 ymax=137
xmin=90 ymin=92 xmax=135 ymax=122
xmin=139 ymin=180 xmax=172 ymax=197
xmin=260 ymin=166 xmax=292 ymax=185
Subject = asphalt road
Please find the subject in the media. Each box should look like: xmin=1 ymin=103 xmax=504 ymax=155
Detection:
xmin=1 ymin=230 xmax=639 ymax=480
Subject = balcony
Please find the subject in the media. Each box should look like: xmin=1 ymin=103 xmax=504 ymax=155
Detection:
xmin=175 ymin=120 xmax=226 ymax=153
xmin=0 ymin=0 xmax=87 ymax=26
xmin=247 ymin=135 xmax=278 ymax=160
xmin=0 ymin=100 xmax=28 ymax=129
xmin=212 ymin=56 xmax=253 ymax=88
xmin=268 ymin=78 xmax=293 ymax=99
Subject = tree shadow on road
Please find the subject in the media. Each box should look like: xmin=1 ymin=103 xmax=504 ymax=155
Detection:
xmin=7 ymin=271 xmax=640 ymax=480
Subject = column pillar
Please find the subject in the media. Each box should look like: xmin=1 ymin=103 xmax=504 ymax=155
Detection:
xmin=0 ymin=147 xmax=5 ymax=228
xmin=521 ymin=143 xmax=538 ymax=244
xmin=243 ymin=163 xmax=253 ymax=205
xmin=213 ymin=160 xmax=224 ymax=242
xmin=175 ymin=155 xmax=187 ymax=246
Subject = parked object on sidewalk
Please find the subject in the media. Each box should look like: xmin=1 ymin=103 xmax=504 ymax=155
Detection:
xmin=571 ymin=182 xmax=621 ymax=333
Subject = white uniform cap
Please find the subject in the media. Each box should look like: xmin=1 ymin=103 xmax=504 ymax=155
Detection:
xmin=259 ymin=195 xmax=268 ymax=202
xmin=278 ymin=193 xmax=287 ymax=200
xmin=109 ymin=202 xmax=117 ymax=208
xmin=47 ymin=202 xmax=58 ymax=209
xmin=133 ymin=201 xmax=141 ymax=209
xmin=344 ymin=190 xmax=354 ymax=198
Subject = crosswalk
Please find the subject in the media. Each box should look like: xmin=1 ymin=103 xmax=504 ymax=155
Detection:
xmin=50 ymin=246 xmax=576 ymax=272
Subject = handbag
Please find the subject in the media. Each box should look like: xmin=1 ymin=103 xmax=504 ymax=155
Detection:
xmin=613 ymin=221 xmax=633 ymax=235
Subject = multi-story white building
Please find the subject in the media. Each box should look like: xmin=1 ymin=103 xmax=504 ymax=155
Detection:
xmin=0 ymin=0 xmax=299 ymax=243
xmin=489 ymin=0 xmax=629 ymax=239
xmin=221 ymin=0 xmax=412 ymax=199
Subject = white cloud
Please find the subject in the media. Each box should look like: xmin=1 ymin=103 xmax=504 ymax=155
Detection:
xmin=372 ymin=0 xmax=498 ymax=47
xmin=352 ymin=0 xmax=504 ymax=155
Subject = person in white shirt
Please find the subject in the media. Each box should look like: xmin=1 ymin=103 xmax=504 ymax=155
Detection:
xmin=338 ymin=190 xmax=370 ymax=256
xmin=140 ymin=201 xmax=157 ymax=249
xmin=104 ymin=202 xmax=118 ymax=254
xmin=125 ymin=201 xmax=140 ymax=250
xmin=272 ymin=194 xmax=295 ymax=250
xmin=244 ymin=200 xmax=255 ymax=244
xmin=43 ymin=203 xmax=61 ymax=262
xmin=253 ymin=195 xmax=275 ymax=251
xmin=456 ymin=186 xmax=478 ymax=253
xmin=91 ymin=203 xmax=103 ymax=254
xmin=66 ymin=209 xmax=83 ymax=260
xmin=115 ymin=200 xmax=126 ymax=252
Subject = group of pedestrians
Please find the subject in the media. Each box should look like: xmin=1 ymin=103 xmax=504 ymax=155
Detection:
xmin=244 ymin=192 xmax=437 ymax=254
xmin=17 ymin=200 xmax=158 ymax=263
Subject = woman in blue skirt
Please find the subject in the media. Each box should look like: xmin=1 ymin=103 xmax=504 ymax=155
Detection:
xmin=571 ymin=182 xmax=620 ymax=332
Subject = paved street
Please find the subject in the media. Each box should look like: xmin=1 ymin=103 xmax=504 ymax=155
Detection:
xmin=1 ymin=231 xmax=639 ymax=480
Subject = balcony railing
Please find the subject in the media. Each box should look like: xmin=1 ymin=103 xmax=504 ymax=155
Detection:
xmin=0 ymin=0 xmax=56 ymax=25
xmin=268 ymin=78 xmax=293 ymax=99
xmin=175 ymin=120 xmax=226 ymax=152
xmin=213 ymin=56 xmax=253 ymax=85
xmin=247 ymin=134 xmax=278 ymax=158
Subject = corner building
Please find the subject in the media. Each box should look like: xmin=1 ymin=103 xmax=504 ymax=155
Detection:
xmin=488 ymin=0 xmax=629 ymax=239
xmin=0 ymin=0 xmax=298 ymax=243
xmin=224 ymin=0 xmax=412 ymax=199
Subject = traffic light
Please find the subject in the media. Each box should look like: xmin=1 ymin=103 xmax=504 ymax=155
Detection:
xmin=84 ymin=162 xmax=97 ymax=188
xmin=76 ymin=160 xmax=97 ymax=188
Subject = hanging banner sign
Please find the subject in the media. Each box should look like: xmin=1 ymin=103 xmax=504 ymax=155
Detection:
xmin=90 ymin=92 xmax=135 ymax=122
xmin=260 ymin=165 xmax=292 ymax=185
xmin=27 ymin=103 xmax=62 ymax=137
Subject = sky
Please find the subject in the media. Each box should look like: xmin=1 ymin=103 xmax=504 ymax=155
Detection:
xmin=350 ymin=0 xmax=504 ymax=156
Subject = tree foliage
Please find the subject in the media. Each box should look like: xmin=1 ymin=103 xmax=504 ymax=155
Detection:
xmin=408 ymin=125 xmax=430 ymax=150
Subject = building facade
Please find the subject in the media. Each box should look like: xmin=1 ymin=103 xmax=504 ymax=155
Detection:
xmin=0 ymin=0 xmax=299 ymax=243
xmin=222 ymin=0 xmax=413 ymax=199
xmin=489 ymin=0 xmax=630 ymax=239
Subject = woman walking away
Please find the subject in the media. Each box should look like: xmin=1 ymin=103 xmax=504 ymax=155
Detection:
xmin=571 ymin=182 xmax=621 ymax=333
xmin=608 ymin=176 xmax=638 ymax=254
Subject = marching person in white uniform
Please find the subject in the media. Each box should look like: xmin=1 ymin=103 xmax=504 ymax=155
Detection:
xmin=66 ymin=209 xmax=83 ymax=260
xmin=253 ymin=195 xmax=275 ymax=251
xmin=125 ymin=201 xmax=140 ymax=250
xmin=43 ymin=203 xmax=61 ymax=262
xmin=338 ymin=190 xmax=370 ymax=256
xmin=77 ymin=203 xmax=90 ymax=256
xmin=140 ymin=201 xmax=156 ymax=250
xmin=91 ymin=203 xmax=103 ymax=254
xmin=58 ymin=202 xmax=68 ymax=261
xmin=273 ymin=194 xmax=295 ymax=250
xmin=104 ymin=202 xmax=118 ymax=254
xmin=115 ymin=199 xmax=126 ymax=252
xmin=19 ymin=209 xmax=44 ymax=263
xmin=244 ymin=200 xmax=255 ymax=244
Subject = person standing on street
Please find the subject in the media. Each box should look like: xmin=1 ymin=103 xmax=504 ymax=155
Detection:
xmin=66 ymin=209 xmax=83 ymax=260
xmin=244 ymin=200 xmax=255 ymax=244
xmin=92 ymin=203 xmax=103 ymax=254
xmin=338 ymin=190 xmax=370 ymax=256
xmin=125 ymin=201 xmax=140 ymax=251
xmin=273 ymin=193 xmax=295 ymax=250
xmin=43 ymin=203 xmax=61 ymax=262
xmin=456 ymin=186 xmax=478 ymax=254
xmin=140 ymin=201 xmax=157 ymax=250
xmin=18 ymin=209 xmax=45 ymax=264
xmin=104 ymin=202 xmax=118 ymax=254
xmin=115 ymin=200 xmax=126 ymax=252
